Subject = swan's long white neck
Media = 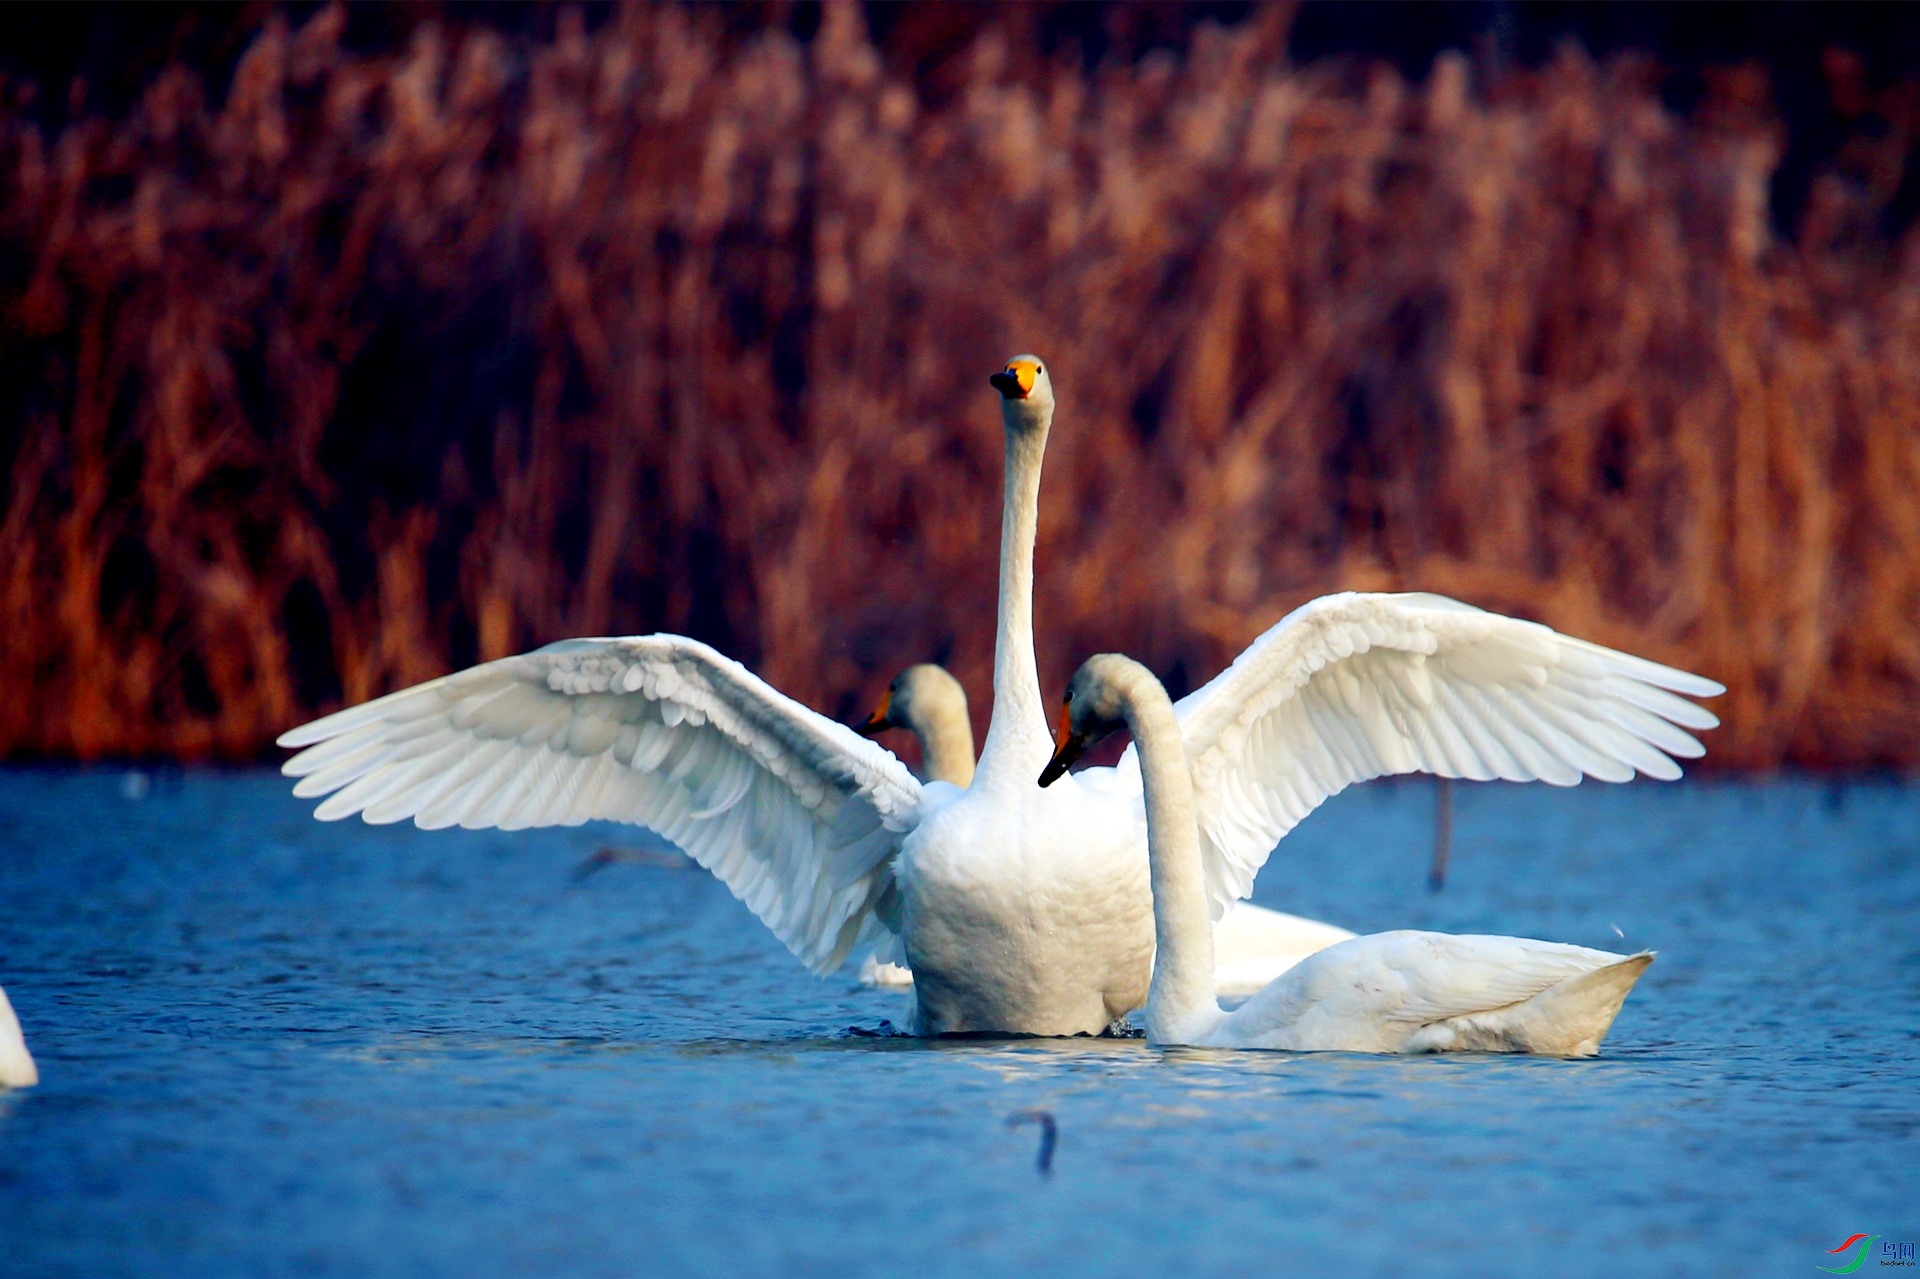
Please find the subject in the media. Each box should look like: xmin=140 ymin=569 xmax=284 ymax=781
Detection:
xmin=1113 ymin=661 xmax=1226 ymax=1044
xmin=976 ymin=408 xmax=1052 ymax=784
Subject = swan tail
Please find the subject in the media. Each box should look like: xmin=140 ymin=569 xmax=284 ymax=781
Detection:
xmin=1413 ymin=952 xmax=1655 ymax=1057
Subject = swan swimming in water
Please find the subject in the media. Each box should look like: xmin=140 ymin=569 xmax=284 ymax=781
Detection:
xmin=1041 ymin=654 xmax=1653 ymax=1055
xmin=852 ymin=662 xmax=1355 ymax=994
xmin=279 ymin=354 xmax=1720 ymax=1036
xmin=0 ymin=984 xmax=38 ymax=1088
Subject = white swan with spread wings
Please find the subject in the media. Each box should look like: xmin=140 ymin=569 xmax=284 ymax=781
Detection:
xmin=1041 ymin=654 xmax=1654 ymax=1055
xmin=280 ymin=355 xmax=1721 ymax=1036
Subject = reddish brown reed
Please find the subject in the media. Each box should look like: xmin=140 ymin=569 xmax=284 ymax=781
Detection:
xmin=2 ymin=4 xmax=1917 ymax=768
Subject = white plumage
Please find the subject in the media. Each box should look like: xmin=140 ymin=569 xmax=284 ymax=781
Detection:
xmin=1044 ymin=654 xmax=1654 ymax=1055
xmin=1202 ymin=931 xmax=1653 ymax=1055
xmin=284 ymin=637 xmax=923 ymax=976
xmin=280 ymin=354 xmax=1718 ymax=1037
xmin=1160 ymin=591 xmax=1723 ymax=918
xmin=0 ymin=984 xmax=37 ymax=1088
xmin=853 ymin=661 xmax=1356 ymax=994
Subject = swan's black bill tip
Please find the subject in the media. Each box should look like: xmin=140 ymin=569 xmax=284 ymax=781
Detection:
xmin=1040 ymin=726 xmax=1087 ymax=787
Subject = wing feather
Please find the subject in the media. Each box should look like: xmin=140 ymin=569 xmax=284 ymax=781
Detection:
xmin=1171 ymin=593 xmax=1723 ymax=916
xmin=414 ymin=740 xmax=517 ymax=831
xmin=1436 ymin=682 xmax=1527 ymax=781
xmin=1598 ymin=698 xmax=1704 ymax=760
xmin=281 ymin=635 xmax=924 ymax=974
xmin=360 ymin=739 xmax=483 ymax=825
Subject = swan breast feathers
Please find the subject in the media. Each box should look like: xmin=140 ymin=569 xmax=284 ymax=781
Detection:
xmin=280 ymin=635 xmax=924 ymax=976
xmin=1162 ymin=592 xmax=1725 ymax=916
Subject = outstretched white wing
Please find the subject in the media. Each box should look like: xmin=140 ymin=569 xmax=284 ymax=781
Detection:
xmin=1155 ymin=593 xmax=1723 ymax=917
xmin=279 ymin=636 xmax=924 ymax=975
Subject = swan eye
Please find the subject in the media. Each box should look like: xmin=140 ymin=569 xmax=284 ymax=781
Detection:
xmin=1035 ymin=366 xmax=1043 ymax=376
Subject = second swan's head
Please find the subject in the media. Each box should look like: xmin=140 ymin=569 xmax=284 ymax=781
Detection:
xmin=853 ymin=663 xmax=967 ymax=740
xmin=1038 ymin=653 xmax=1143 ymax=787
xmin=989 ymin=354 xmax=1055 ymax=432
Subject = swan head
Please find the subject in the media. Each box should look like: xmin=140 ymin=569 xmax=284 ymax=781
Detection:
xmin=1038 ymin=653 xmax=1144 ymax=787
xmin=989 ymin=354 xmax=1054 ymax=432
xmin=853 ymin=664 xmax=966 ymax=739
xmin=855 ymin=663 xmax=977 ymax=787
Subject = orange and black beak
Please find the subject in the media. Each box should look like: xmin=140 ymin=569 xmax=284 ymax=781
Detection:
xmin=1038 ymin=699 xmax=1086 ymax=787
xmin=853 ymin=689 xmax=894 ymax=739
xmin=990 ymin=360 xmax=1037 ymax=400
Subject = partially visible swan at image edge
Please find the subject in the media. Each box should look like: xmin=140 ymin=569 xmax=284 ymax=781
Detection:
xmin=852 ymin=663 xmax=1354 ymax=993
xmin=0 ymin=985 xmax=38 ymax=1088
xmin=279 ymin=354 xmax=1719 ymax=1037
xmin=1041 ymin=654 xmax=1652 ymax=1055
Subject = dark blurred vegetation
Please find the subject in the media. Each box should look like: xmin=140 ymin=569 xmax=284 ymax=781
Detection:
xmin=3 ymin=2 xmax=1919 ymax=768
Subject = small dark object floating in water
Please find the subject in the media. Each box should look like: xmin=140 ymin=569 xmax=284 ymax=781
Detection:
xmin=842 ymin=1021 xmax=902 ymax=1038
xmin=1007 ymin=1109 xmax=1057 ymax=1177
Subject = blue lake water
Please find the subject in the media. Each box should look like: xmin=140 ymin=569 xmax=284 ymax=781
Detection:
xmin=1 ymin=768 xmax=1916 ymax=1278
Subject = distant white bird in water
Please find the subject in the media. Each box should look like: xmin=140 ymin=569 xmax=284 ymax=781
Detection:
xmin=853 ymin=662 xmax=1355 ymax=993
xmin=0 ymin=985 xmax=38 ymax=1088
xmin=1042 ymin=654 xmax=1654 ymax=1056
xmin=279 ymin=355 xmax=1719 ymax=1037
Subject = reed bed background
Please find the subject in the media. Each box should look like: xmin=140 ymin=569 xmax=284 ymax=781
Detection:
xmin=3 ymin=3 xmax=1917 ymax=768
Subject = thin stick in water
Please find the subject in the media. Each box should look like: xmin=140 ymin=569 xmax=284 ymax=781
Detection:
xmin=1006 ymin=1110 xmax=1057 ymax=1177
xmin=1429 ymin=777 xmax=1453 ymax=892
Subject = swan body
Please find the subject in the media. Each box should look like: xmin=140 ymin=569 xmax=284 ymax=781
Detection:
xmin=1043 ymin=654 xmax=1652 ymax=1055
xmin=855 ymin=661 xmax=1355 ymax=994
xmin=1210 ymin=932 xmax=1653 ymax=1055
xmin=0 ymin=985 xmax=37 ymax=1088
xmin=856 ymin=900 xmax=1339 ymax=996
xmin=900 ymin=759 xmax=1153 ymax=1033
xmin=1210 ymin=904 xmax=1358 ymax=995
xmin=280 ymin=354 xmax=1718 ymax=1038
